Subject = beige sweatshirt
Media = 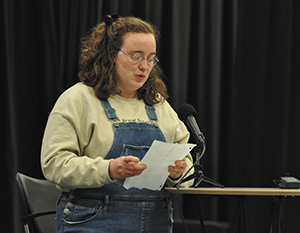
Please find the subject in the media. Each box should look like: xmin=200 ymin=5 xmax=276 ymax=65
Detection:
xmin=41 ymin=82 xmax=194 ymax=191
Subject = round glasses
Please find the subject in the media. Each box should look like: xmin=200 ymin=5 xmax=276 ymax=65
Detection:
xmin=120 ymin=50 xmax=159 ymax=67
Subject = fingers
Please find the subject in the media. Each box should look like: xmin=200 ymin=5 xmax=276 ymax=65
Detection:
xmin=174 ymin=158 xmax=187 ymax=168
xmin=123 ymin=156 xmax=147 ymax=170
xmin=168 ymin=158 xmax=187 ymax=180
xmin=123 ymin=156 xmax=140 ymax=164
xmin=109 ymin=156 xmax=147 ymax=180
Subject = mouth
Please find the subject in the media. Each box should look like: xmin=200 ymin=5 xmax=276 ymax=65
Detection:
xmin=135 ymin=74 xmax=146 ymax=81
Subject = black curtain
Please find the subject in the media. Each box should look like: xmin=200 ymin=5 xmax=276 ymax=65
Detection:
xmin=3 ymin=0 xmax=300 ymax=232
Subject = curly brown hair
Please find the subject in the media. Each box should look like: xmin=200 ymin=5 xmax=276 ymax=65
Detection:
xmin=78 ymin=15 xmax=168 ymax=105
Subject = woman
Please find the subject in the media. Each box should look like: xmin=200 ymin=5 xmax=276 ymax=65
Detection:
xmin=41 ymin=15 xmax=194 ymax=233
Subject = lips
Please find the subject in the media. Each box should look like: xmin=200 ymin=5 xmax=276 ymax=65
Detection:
xmin=135 ymin=74 xmax=146 ymax=80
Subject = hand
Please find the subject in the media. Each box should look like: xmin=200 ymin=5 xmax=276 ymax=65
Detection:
xmin=109 ymin=156 xmax=147 ymax=180
xmin=168 ymin=158 xmax=187 ymax=180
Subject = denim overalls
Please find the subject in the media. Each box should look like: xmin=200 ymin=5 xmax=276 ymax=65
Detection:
xmin=56 ymin=99 xmax=173 ymax=233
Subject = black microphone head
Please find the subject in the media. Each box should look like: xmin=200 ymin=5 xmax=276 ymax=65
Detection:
xmin=178 ymin=103 xmax=197 ymax=122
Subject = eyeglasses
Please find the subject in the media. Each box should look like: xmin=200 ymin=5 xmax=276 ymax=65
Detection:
xmin=120 ymin=50 xmax=159 ymax=67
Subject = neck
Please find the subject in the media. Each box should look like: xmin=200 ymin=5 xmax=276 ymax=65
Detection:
xmin=117 ymin=91 xmax=137 ymax=99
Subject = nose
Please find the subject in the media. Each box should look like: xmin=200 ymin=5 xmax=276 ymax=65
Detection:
xmin=139 ymin=58 xmax=148 ymax=70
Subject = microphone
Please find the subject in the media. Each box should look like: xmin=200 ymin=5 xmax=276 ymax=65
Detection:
xmin=178 ymin=103 xmax=205 ymax=145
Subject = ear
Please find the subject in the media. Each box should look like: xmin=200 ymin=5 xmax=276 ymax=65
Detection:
xmin=113 ymin=51 xmax=119 ymax=63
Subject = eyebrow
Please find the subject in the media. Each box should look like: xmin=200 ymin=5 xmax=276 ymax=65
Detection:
xmin=130 ymin=50 xmax=157 ymax=56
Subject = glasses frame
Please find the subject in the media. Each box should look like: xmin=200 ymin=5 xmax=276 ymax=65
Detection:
xmin=119 ymin=50 xmax=159 ymax=67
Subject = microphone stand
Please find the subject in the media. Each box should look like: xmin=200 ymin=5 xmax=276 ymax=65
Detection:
xmin=179 ymin=143 xmax=224 ymax=188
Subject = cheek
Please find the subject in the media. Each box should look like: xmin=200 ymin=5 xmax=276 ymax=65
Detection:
xmin=115 ymin=63 xmax=127 ymax=78
xmin=115 ymin=59 xmax=133 ymax=77
xmin=120 ymin=68 xmax=129 ymax=77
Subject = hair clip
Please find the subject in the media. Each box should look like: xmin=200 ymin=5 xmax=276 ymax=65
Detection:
xmin=103 ymin=14 xmax=120 ymax=27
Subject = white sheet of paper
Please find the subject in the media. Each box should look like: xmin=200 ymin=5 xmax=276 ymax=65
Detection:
xmin=123 ymin=140 xmax=196 ymax=191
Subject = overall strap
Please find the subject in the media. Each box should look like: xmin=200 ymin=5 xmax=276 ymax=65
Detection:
xmin=145 ymin=104 xmax=158 ymax=121
xmin=100 ymin=99 xmax=118 ymax=120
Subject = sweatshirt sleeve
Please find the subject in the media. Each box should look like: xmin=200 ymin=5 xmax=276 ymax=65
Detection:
xmin=40 ymin=86 xmax=114 ymax=191
xmin=41 ymin=113 xmax=114 ymax=191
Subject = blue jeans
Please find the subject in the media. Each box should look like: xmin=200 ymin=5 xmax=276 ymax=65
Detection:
xmin=56 ymin=192 xmax=173 ymax=233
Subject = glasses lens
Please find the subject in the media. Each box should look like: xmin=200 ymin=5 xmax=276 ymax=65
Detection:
xmin=148 ymin=56 xmax=159 ymax=66
xmin=130 ymin=52 xmax=159 ymax=66
xmin=132 ymin=53 xmax=143 ymax=64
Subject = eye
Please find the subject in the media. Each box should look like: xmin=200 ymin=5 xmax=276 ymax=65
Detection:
xmin=132 ymin=53 xmax=143 ymax=62
xmin=148 ymin=56 xmax=159 ymax=66
xmin=148 ymin=56 xmax=155 ymax=62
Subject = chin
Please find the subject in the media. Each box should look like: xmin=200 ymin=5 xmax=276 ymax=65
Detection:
xmin=134 ymin=82 xmax=146 ymax=90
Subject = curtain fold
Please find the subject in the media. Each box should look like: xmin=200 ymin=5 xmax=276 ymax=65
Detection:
xmin=3 ymin=1 xmax=300 ymax=232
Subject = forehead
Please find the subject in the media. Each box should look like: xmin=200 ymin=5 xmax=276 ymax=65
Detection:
xmin=122 ymin=33 xmax=156 ymax=52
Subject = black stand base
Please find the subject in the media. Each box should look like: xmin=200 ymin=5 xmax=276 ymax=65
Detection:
xmin=179 ymin=164 xmax=224 ymax=188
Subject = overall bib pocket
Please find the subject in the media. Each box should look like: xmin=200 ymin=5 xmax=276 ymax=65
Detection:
xmin=120 ymin=144 xmax=150 ymax=160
